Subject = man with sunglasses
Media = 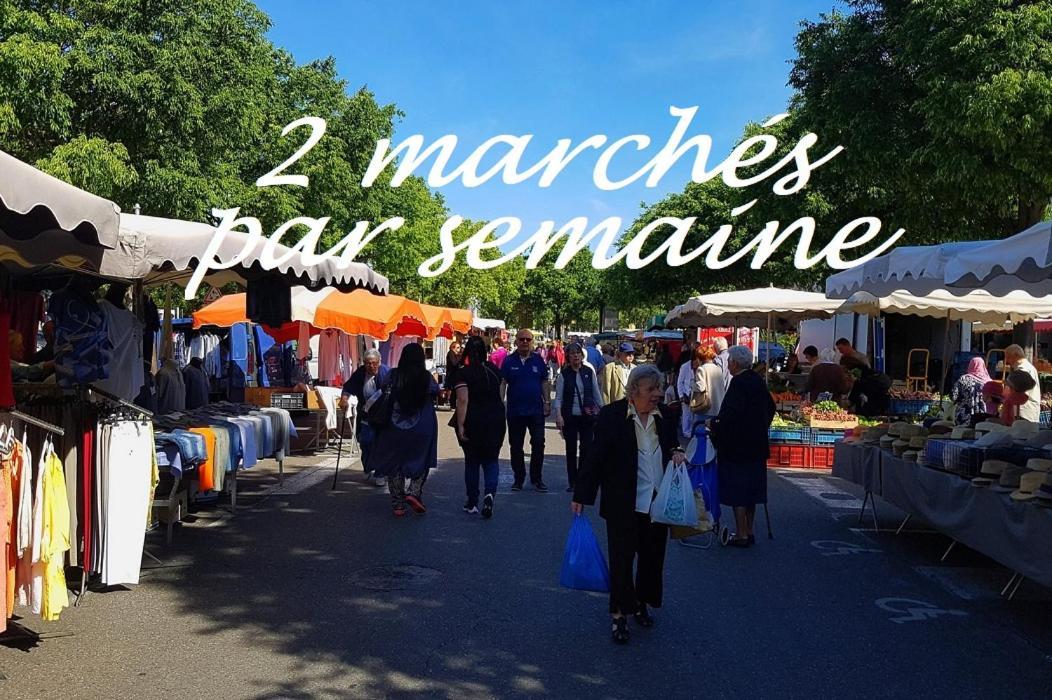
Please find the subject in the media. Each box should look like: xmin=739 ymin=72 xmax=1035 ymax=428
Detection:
xmin=501 ymin=330 xmax=552 ymax=491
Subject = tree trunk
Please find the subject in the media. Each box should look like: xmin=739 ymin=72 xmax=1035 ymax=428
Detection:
xmin=1017 ymin=196 xmax=1050 ymax=231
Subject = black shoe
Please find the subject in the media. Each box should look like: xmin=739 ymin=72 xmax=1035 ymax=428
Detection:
xmin=511 ymin=482 xmax=523 ymax=492
xmin=634 ymin=605 xmax=654 ymax=628
xmin=611 ymin=617 xmax=629 ymax=644
xmin=565 ymin=484 xmax=575 ymax=493
xmin=533 ymin=481 xmax=549 ymax=492
xmin=481 ymin=494 xmax=494 ymax=519
xmin=463 ymin=501 xmax=479 ymax=514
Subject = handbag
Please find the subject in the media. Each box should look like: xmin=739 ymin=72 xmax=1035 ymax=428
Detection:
xmin=689 ymin=367 xmax=711 ymax=414
xmin=363 ymin=382 xmax=395 ymax=429
xmin=650 ymin=461 xmax=699 ymax=527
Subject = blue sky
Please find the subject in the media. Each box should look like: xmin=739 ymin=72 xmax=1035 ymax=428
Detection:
xmin=256 ymin=1 xmax=844 ymax=240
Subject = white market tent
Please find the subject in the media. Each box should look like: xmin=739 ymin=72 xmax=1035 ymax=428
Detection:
xmin=836 ymin=289 xmax=1052 ymax=325
xmin=825 ymin=240 xmax=989 ymax=299
xmin=472 ymin=316 xmax=506 ymax=331
xmin=665 ymin=287 xmax=842 ymax=328
xmin=944 ymin=221 xmax=1052 ymax=297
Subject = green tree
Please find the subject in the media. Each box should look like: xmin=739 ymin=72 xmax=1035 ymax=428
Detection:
xmin=790 ymin=0 xmax=1052 ymax=237
xmin=519 ymin=237 xmax=604 ymax=337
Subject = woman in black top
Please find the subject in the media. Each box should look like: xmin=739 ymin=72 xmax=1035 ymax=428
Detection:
xmin=452 ymin=336 xmax=507 ymax=518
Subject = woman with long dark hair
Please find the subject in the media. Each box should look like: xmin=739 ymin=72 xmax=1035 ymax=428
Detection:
xmin=451 ymin=336 xmax=506 ymax=518
xmin=369 ymin=343 xmax=440 ymax=517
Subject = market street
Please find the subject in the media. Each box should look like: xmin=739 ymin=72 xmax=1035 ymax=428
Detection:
xmin=1 ymin=419 xmax=1050 ymax=699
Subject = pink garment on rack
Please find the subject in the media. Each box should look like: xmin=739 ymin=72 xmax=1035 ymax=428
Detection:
xmin=297 ymin=322 xmax=311 ymax=361
xmin=318 ymin=330 xmax=341 ymax=383
xmin=338 ymin=332 xmax=352 ymax=383
xmin=389 ymin=336 xmax=418 ymax=367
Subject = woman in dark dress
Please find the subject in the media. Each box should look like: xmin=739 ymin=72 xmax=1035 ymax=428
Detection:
xmin=452 ymin=336 xmax=507 ymax=518
xmin=710 ymin=345 xmax=776 ymax=548
xmin=370 ymin=343 xmax=439 ymax=517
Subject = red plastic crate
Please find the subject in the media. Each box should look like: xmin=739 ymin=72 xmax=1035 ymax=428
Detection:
xmin=766 ymin=444 xmax=808 ymax=468
xmin=767 ymin=444 xmax=835 ymax=469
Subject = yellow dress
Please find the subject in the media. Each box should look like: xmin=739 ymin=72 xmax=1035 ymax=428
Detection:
xmin=40 ymin=450 xmax=70 ymax=622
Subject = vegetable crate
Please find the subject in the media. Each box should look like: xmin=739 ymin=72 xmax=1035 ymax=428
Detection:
xmin=766 ymin=444 xmax=835 ymax=469
xmin=769 ymin=427 xmax=808 ymax=443
xmin=888 ymin=399 xmax=937 ymax=416
xmin=809 ymin=428 xmax=847 ymax=446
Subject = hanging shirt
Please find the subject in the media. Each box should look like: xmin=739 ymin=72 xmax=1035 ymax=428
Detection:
xmin=97 ymin=300 xmax=145 ymax=401
xmin=40 ymin=450 xmax=70 ymax=621
xmin=183 ymin=363 xmax=210 ymax=409
xmin=155 ymin=360 xmax=187 ymax=415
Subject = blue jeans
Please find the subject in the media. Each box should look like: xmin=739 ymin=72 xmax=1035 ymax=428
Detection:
xmin=464 ymin=457 xmax=499 ymax=507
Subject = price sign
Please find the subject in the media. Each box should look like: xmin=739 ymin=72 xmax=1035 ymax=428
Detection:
xmin=203 ymin=285 xmax=222 ymax=303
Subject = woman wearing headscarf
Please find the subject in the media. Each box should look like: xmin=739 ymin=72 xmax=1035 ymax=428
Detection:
xmin=451 ymin=336 xmax=506 ymax=518
xmin=369 ymin=343 xmax=439 ymax=517
xmin=952 ymin=357 xmax=991 ymax=425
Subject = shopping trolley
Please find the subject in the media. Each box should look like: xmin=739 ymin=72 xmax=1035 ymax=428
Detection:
xmin=679 ymin=421 xmax=727 ymax=549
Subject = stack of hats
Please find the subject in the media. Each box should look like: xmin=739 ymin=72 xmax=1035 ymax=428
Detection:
xmin=892 ymin=438 xmax=911 ymax=457
xmin=1010 ymin=471 xmax=1049 ymax=502
xmin=1010 ymin=419 xmax=1040 ymax=442
xmin=949 ymin=426 xmax=976 ymax=440
xmin=974 ymin=421 xmax=1009 ymax=435
xmin=928 ymin=420 xmax=955 ymax=436
xmin=991 ymin=464 xmax=1030 ymax=493
xmin=1034 ymin=474 xmax=1052 ymax=507
xmin=861 ymin=426 xmax=885 ymax=445
xmin=903 ymin=436 xmax=927 ymax=462
xmin=972 ymin=460 xmax=1010 ymax=487
xmin=880 ymin=435 xmax=896 ymax=451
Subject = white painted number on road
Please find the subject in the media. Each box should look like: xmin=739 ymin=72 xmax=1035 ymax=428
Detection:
xmin=810 ymin=540 xmax=882 ymax=556
xmin=875 ymin=598 xmax=968 ymax=624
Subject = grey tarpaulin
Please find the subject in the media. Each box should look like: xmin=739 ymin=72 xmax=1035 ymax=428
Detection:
xmin=834 ymin=444 xmax=1052 ymax=589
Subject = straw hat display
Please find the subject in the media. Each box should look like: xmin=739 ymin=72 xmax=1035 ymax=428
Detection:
xmin=974 ymin=421 xmax=1009 ymax=435
xmin=972 ymin=460 xmax=1010 ymax=486
xmin=1010 ymin=471 xmax=1047 ymax=501
xmin=892 ymin=439 xmax=910 ymax=456
xmin=991 ymin=465 xmax=1030 ymax=493
xmin=949 ymin=426 xmax=975 ymax=440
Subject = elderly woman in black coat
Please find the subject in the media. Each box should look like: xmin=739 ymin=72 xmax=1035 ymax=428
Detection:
xmin=572 ymin=364 xmax=686 ymax=645
xmin=710 ymin=345 xmax=776 ymax=548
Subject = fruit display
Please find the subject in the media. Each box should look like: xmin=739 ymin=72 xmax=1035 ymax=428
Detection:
xmin=771 ymin=414 xmax=804 ymax=429
xmin=770 ymin=391 xmax=802 ymax=403
xmin=799 ymin=400 xmax=858 ymax=428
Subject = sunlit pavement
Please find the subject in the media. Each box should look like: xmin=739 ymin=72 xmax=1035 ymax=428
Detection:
xmin=2 ymin=417 xmax=1051 ymax=698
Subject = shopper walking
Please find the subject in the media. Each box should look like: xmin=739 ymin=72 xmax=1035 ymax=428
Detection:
xmin=583 ymin=337 xmax=606 ymax=374
xmin=451 ymin=336 xmax=506 ymax=518
xmin=489 ymin=338 xmax=508 ymax=369
xmin=601 ymin=342 xmax=635 ymax=404
xmin=369 ymin=344 xmax=439 ymax=517
xmin=712 ymin=336 xmax=731 ymax=389
xmin=501 ymin=329 xmax=551 ymax=491
xmin=553 ymin=343 xmax=603 ymax=493
xmin=710 ymin=345 xmax=776 ymax=548
xmin=340 ymin=349 xmax=390 ymax=486
xmin=572 ymin=364 xmax=686 ymax=644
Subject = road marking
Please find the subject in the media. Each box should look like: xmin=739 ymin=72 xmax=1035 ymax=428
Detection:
xmin=781 ymin=474 xmax=864 ymax=512
xmin=810 ymin=540 xmax=883 ymax=556
xmin=875 ymin=597 xmax=968 ymax=624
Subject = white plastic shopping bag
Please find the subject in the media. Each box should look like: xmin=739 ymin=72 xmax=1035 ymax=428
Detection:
xmin=650 ymin=461 xmax=699 ymax=527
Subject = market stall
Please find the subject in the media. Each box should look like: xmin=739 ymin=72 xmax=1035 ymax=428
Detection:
xmin=0 ymin=151 xmax=389 ymax=634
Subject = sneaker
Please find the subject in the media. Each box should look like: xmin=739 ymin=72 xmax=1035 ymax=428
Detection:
xmin=533 ymin=481 xmax=549 ymax=493
xmin=463 ymin=502 xmax=479 ymax=515
xmin=406 ymin=494 xmax=426 ymax=514
xmin=393 ymin=506 xmax=407 ymax=518
xmin=481 ymin=494 xmax=494 ymax=519
xmin=511 ymin=482 xmax=524 ymax=492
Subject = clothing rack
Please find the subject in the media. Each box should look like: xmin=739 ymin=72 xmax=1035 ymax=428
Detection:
xmin=0 ymin=408 xmax=65 ymax=436
xmin=84 ymin=385 xmax=153 ymax=418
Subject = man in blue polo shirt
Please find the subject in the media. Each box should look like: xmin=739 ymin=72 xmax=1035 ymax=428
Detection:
xmin=501 ymin=329 xmax=552 ymax=491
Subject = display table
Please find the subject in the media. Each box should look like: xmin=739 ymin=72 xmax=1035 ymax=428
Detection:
xmin=832 ymin=443 xmax=1052 ymax=589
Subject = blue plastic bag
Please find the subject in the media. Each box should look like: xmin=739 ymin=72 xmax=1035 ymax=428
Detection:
xmin=559 ymin=514 xmax=610 ymax=593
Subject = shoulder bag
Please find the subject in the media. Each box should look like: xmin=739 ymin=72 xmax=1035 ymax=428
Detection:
xmin=689 ymin=366 xmax=711 ymax=414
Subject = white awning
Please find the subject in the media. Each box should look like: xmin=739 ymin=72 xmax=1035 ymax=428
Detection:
xmin=836 ymin=289 xmax=1052 ymax=324
xmin=666 ymin=288 xmax=841 ymax=327
xmin=943 ymin=221 xmax=1052 ymax=297
xmin=825 ymin=240 xmax=989 ymax=298
xmin=0 ymin=149 xmax=121 ymax=248
xmin=472 ymin=316 xmax=506 ymax=330
xmin=0 ymin=212 xmax=389 ymax=293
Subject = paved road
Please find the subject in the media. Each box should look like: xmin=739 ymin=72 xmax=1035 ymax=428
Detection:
xmin=3 ymin=418 xmax=1052 ymax=698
